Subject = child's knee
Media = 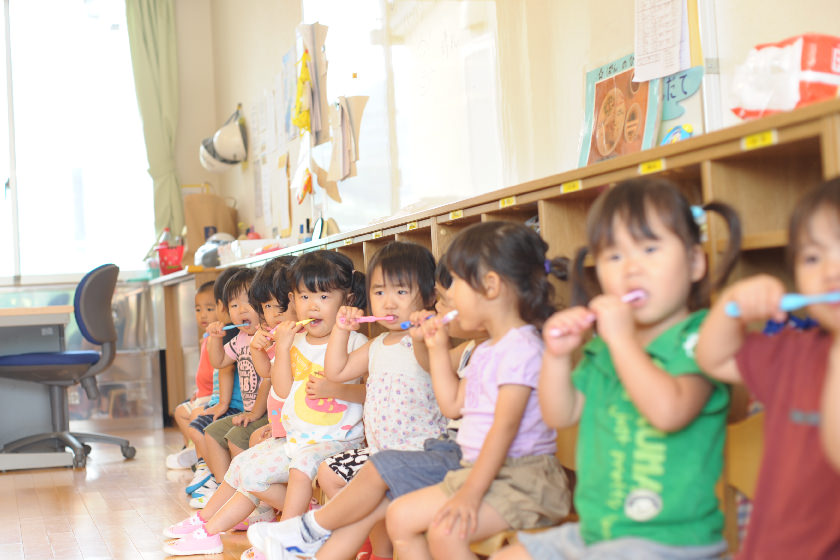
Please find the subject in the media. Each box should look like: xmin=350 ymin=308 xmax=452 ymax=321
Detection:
xmin=316 ymin=462 xmax=345 ymax=498
xmin=385 ymin=497 xmax=414 ymax=538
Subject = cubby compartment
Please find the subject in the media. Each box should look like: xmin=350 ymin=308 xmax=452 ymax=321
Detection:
xmin=431 ymin=213 xmax=482 ymax=259
xmin=363 ymin=238 xmax=395 ymax=269
xmin=480 ymin=201 xmax=539 ymax=228
xmin=335 ymin=243 xmax=365 ymax=272
xmin=395 ymin=226 xmax=434 ymax=254
xmin=703 ymin=137 xmax=823 ymax=248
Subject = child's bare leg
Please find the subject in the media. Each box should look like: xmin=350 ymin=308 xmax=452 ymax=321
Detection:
xmin=316 ymin=461 xmax=347 ymax=500
xmin=279 ymin=468 xmax=314 ymax=520
xmin=387 ymin=485 xmax=510 ymax=560
xmin=204 ymin=435 xmax=231 ymax=480
xmin=204 ymin=491 xmax=258 ymax=534
xmin=315 ymin=461 xmax=390 ymax=529
xmin=229 ymin=440 xmax=245 ymax=459
xmin=251 ymin=483 xmax=288 ymax=511
xmin=188 ymin=427 xmax=207 ymax=461
xmin=315 ymin=500 xmax=389 ymax=560
xmin=490 ymin=543 xmax=531 ymax=560
xmin=198 ymin=481 xmax=237 ymax=519
xmin=369 ymin=520 xmax=393 ymax=558
xmin=174 ymin=404 xmax=191 ymax=446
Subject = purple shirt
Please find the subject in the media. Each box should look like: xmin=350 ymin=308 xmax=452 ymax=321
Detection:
xmin=456 ymin=324 xmax=557 ymax=462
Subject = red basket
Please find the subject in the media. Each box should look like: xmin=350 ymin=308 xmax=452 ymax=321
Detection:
xmin=157 ymin=245 xmax=184 ymax=275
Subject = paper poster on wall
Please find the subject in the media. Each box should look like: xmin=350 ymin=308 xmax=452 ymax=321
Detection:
xmin=633 ymin=0 xmax=687 ymax=82
xmin=253 ymin=157 xmax=263 ymax=219
xmin=579 ymin=54 xmax=661 ymax=168
xmin=261 ymin=154 xmax=275 ymax=230
xmin=274 ymin=153 xmax=292 ymax=237
xmin=280 ymin=48 xmax=298 ymax=144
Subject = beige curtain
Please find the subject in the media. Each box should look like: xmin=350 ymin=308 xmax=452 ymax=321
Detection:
xmin=125 ymin=0 xmax=183 ymax=238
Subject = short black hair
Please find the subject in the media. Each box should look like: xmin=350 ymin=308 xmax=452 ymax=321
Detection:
xmin=435 ymin=259 xmax=452 ymax=289
xmin=366 ymin=241 xmax=437 ymax=309
xmin=289 ymin=250 xmax=367 ymax=310
xmin=223 ymin=267 xmax=257 ymax=305
xmin=249 ymin=255 xmax=297 ymax=317
xmin=214 ymin=266 xmax=244 ymax=306
xmin=197 ymin=281 xmax=215 ymax=295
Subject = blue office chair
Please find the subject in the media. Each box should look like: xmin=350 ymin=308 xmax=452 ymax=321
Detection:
xmin=0 ymin=264 xmax=136 ymax=468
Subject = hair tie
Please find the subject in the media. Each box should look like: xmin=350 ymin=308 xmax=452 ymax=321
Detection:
xmin=544 ymin=259 xmax=552 ymax=274
xmin=691 ymin=205 xmax=706 ymax=224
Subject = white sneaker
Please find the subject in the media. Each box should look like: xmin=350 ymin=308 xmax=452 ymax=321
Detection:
xmin=189 ymin=478 xmax=219 ymax=509
xmin=166 ymin=446 xmax=198 ymax=470
xmin=248 ymin=516 xmax=326 ymax=557
xmin=185 ymin=463 xmax=211 ymax=494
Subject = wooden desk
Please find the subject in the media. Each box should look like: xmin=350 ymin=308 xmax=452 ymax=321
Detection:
xmin=0 ymin=305 xmax=76 ymax=469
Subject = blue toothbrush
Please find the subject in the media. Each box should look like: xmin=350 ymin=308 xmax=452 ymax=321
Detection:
xmin=203 ymin=322 xmax=249 ymax=337
xmin=724 ymin=292 xmax=840 ymax=318
xmin=400 ymin=310 xmax=459 ymax=330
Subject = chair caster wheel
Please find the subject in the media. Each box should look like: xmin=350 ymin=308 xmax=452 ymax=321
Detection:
xmin=121 ymin=445 xmax=136 ymax=459
xmin=83 ymin=444 xmax=92 ymax=455
xmin=73 ymin=455 xmax=87 ymax=468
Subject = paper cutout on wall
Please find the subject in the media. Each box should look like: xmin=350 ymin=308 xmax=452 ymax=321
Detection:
xmin=275 ymin=153 xmax=292 ymax=236
xmin=312 ymin=159 xmax=341 ymax=203
xmin=292 ymin=49 xmax=312 ymax=132
xmin=661 ymin=66 xmax=703 ymax=120
xmin=298 ymin=23 xmax=330 ymax=146
xmin=328 ymin=96 xmax=368 ymax=183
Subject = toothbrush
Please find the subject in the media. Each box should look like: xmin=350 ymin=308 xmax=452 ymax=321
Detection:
xmin=724 ymin=292 xmax=840 ymax=318
xmin=547 ymin=290 xmax=646 ymax=338
xmin=268 ymin=318 xmax=315 ymax=334
xmin=339 ymin=315 xmax=395 ymax=325
xmin=400 ymin=309 xmax=459 ymax=330
xmin=203 ymin=322 xmax=249 ymax=337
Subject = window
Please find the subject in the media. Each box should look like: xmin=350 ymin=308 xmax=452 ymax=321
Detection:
xmin=0 ymin=0 xmax=154 ymax=281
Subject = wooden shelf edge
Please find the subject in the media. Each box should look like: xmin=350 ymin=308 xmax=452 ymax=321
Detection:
xmin=716 ymin=230 xmax=788 ymax=252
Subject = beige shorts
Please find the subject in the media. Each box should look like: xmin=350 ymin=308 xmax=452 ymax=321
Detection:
xmin=439 ymin=454 xmax=571 ymax=530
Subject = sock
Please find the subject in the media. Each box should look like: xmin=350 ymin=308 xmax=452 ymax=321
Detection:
xmin=196 ymin=511 xmax=207 ymax=523
xmin=300 ymin=510 xmax=331 ymax=543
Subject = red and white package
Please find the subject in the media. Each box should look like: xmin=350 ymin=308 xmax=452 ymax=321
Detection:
xmin=731 ymin=33 xmax=840 ymax=119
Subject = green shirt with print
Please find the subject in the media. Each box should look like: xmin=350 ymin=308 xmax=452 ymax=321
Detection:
xmin=572 ymin=309 xmax=728 ymax=546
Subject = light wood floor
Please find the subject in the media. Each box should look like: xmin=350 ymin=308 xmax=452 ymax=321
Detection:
xmin=0 ymin=427 xmax=251 ymax=560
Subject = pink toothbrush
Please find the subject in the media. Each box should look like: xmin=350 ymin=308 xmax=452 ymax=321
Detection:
xmin=339 ymin=315 xmax=395 ymax=324
xmin=547 ymin=290 xmax=645 ymax=338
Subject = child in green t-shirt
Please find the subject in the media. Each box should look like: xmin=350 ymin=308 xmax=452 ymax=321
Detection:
xmin=496 ymin=178 xmax=742 ymax=559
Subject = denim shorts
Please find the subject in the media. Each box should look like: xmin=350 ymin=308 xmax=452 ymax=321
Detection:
xmin=368 ymin=436 xmax=462 ymax=501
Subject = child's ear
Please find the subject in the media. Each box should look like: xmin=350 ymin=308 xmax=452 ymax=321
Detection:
xmin=482 ymin=271 xmax=502 ymax=299
xmin=689 ymin=244 xmax=707 ymax=283
xmin=345 ymin=291 xmax=356 ymax=306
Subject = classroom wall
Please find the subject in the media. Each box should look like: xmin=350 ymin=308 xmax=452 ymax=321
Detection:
xmin=174 ymin=0 xmax=218 ymax=192
xmin=172 ymin=0 xmax=840 ymax=242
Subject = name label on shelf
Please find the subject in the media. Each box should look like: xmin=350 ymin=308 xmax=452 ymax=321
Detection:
xmin=741 ymin=129 xmax=778 ymax=151
xmin=499 ymin=196 xmax=516 ymax=209
xmin=406 ymin=221 xmax=418 ymax=231
xmin=561 ymin=180 xmax=582 ymax=194
xmin=343 ymin=238 xmax=353 ymax=246
xmin=638 ymin=159 xmax=666 ymax=175
xmin=373 ymin=231 xmax=383 ymax=239
xmin=449 ymin=209 xmax=464 ymax=220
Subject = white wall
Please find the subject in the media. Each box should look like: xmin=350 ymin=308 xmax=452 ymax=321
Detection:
xmin=174 ymin=0 xmax=217 ymax=193
xmin=173 ymin=0 xmax=840 ymax=240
